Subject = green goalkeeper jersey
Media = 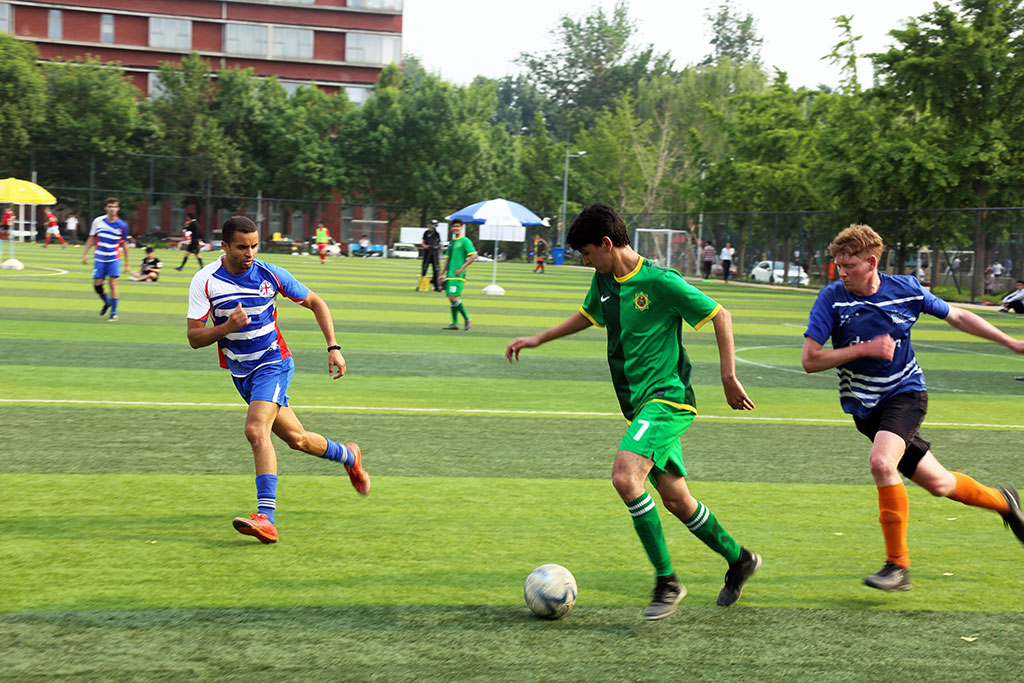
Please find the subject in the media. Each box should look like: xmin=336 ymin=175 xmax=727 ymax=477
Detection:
xmin=445 ymin=235 xmax=477 ymax=280
xmin=579 ymin=256 xmax=721 ymax=421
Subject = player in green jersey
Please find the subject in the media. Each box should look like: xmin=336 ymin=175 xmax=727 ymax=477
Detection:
xmin=505 ymin=202 xmax=761 ymax=620
xmin=439 ymin=218 xmax=477 ymax=330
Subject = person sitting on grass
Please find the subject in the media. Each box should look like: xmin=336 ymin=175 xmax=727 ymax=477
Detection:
xmin=999 ymin=280 xmax=1024 ymax=313
xmin=129 ymin=247 xmax=162 ymax=282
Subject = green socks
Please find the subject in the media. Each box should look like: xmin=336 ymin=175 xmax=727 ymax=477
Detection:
xmin=626 ymin=492 xmax=673 ymax=576
xmin=684 ymin=500 xmax=741 ymax=564
xmin=450 ymin=300 xmax=468 ymax=324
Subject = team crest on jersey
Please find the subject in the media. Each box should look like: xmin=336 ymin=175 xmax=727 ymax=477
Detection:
xmin=633 ymin=291 xmax=651 ymax=311
xmin=259 ymin=280 xmax=274 ymax=297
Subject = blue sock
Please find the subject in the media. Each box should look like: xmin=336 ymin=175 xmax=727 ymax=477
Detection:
xmin=110 ymin=298 xmax=118 ymax=315
xmin=323 ymin=440 xmax=354 ymax=467
xmin=256 ymin=473 xmax=277 ymax=524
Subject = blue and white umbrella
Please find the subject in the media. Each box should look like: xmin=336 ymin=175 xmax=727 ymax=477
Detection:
xmin=446 ymin=198 xmax=547 ymax=295
xmin=446 ymin=198 xmax=545 ymax=227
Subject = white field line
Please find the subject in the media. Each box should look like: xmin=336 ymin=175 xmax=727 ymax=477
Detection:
xmin=0 ymin=266 xmax=69 ymax=276
xmin=1 ymin=397 xmax=1021 ymax=429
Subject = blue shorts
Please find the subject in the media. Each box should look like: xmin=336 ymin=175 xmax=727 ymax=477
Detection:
xmin=92 ymin=259 xmax=122 ymax=279
xmin=232 ymin=357 xmax=294 ymax=406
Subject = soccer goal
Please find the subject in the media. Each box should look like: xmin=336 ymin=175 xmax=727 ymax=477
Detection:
xmin=634 ymin=228 xmax=693 ymax=274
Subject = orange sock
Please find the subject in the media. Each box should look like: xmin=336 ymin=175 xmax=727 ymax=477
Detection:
xmin=948 ymin=472 xmax=1009 ymax=514
xmin=878 ymin=483 xmax=910 ymax=568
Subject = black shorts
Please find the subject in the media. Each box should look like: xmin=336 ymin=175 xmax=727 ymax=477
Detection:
xmin=187 ymin=245 xmax=200 ymax=254
xmin=852 ymin=390 xmax=931 ymax=478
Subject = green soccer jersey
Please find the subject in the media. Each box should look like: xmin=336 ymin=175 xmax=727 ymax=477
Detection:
xmin=445 ymin=236 xmax=476 ymax=280
xmin=579 ymin=256 xmax=721 ymax=421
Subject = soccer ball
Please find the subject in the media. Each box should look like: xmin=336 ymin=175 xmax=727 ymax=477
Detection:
xmin=523 ymin=564 xmax=577 ymax=619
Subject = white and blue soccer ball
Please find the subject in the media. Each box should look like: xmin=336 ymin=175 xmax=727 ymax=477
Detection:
xmin=523 ymin=564 xmax=577 ymax=619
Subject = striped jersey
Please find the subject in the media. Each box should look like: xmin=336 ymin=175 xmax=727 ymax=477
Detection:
xmin=187 ymin=256 xmax=310 ymax=377
xmin=89 ymin=216 xmax=129 ymax=262
xmin=804 ymin=273 xmax=950 ymax=418
xmin=579 ymin=257 xmax=721 ymax=421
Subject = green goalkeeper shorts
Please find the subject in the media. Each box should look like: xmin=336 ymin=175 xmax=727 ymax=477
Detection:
xmin=618 ymin=400 xmax=696 ymax=486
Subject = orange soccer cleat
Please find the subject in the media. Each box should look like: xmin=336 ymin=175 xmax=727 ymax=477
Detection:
xmin=232 ymin=512 xmax=278 ymax=544
xmin=345 ymin=443 xmax=371 ymax=495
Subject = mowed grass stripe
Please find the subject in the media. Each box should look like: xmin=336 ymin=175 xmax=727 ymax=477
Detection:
xmin=3 ymin=475 xmax=1022 ymax=614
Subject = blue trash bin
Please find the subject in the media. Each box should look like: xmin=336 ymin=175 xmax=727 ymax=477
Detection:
xmin=552 ymin=246 xmax=564 ymax=265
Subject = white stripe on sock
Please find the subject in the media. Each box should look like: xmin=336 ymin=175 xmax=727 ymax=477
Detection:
xmin=685 ymin=502 xmax=709 ymax=531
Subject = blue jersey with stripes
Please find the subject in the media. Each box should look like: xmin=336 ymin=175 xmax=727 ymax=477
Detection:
xmin=187 ymin=256 xmax=310 ymax=377
xmin=804 ymin=273 xmax=950 ymax=418
xmin=89 ymin=216 xmax=129 ymax=262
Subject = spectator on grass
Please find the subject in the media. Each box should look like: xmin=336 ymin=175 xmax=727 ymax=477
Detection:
xmin=421 ymin=220 xmax=442 ymax=290
xmin=65 ymin=212 xmax=79 ymax=244
xmin=719 ymin=242 xmax=734 ymax=283
xmin=129 ymin=247 xmax=162 ymax=282
xmin=1000 ymin=280 xmax=1024 ymax=313
xmin=802 ymin=223 xmax=1024 ymax=593
xmin=358 ymin=234 xmax=370 ymax=257
xmin=701 ymin=241 xmax=715 ymax=280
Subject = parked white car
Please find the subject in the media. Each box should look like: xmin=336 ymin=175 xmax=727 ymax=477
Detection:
xmin=390 ymin=242 xmax=420 ymax=259
xmin=749 ymin=260 xmax=809 ymax=286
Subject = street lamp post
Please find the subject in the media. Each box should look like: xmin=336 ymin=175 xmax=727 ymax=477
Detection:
xmin=559 ymin=145 xmax=586 ymax=247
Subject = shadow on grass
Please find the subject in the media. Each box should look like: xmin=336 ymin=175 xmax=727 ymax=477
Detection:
xmin=3 ymin=605 xmax=1023 ymax=681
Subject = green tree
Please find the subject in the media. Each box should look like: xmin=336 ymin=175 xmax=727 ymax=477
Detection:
xmin=872 ymin=0 xmax=1024 ymax=297
xmin=0 ymin=35 xmax=46 ymax=172
xmin=701 ymin=1 xmax=764 ymax=66
xmin=141 ymin=52 xmax=243 ymax=198
xmin=351 ymin=62 xmax=497 ymax=226
xmin=515 ymin=111 xmax=562 ymax=214
xmin=516 ymin=1 xmax=673 ymax=139
xmin=37 ymin=56 xmax=141 ymax=200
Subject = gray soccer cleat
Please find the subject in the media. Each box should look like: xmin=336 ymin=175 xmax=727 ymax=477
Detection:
xmin=863 ymin=561 xmax=911 ymax=592
xmin=643 ymin=574 xmax=686 ymax=620
xmin=717 ymin=547 xmax=762 ymax=606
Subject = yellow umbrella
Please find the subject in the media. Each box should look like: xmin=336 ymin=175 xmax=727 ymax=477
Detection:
xmin=0 ymin=177 xmax=56 ymax=205
xmin=1 ymin=178 xmax=56 ymax=268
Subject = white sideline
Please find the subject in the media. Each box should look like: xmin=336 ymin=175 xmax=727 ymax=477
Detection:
xmin=0 ymin=398 xmax=1021 ymax=429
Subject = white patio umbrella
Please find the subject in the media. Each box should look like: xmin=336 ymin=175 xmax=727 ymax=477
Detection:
xmin=446 ymin=198 xmax=545 ymax=295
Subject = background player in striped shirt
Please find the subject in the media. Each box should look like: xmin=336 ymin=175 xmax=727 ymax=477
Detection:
xmin=186 ymin=216 xmax=369 ymax=544
xmin=81 ymin=197 xmax=130 ymax=322
xmin=505 ymin=202 xmax=761 ymax=620
xmin=802 ymin=224 xmax=1024 ymax=591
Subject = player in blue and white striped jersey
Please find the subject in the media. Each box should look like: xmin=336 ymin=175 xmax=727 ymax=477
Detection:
xmin=186 ymin=216 xmax=370 ymax=544
xmin=803 ymin=224 xmax=1024 ymax=592
xmin=81 ymin=197 xmax=130 ymax=321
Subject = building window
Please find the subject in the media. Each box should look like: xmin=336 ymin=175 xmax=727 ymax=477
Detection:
xmin=345 ymin=86 xmax=371 ymax=106
xmin=346 ymin=33 xmax=400 ymax=66
xmin=224 ymin=23 xmax=268 ymax=57
xmin=0 ymin=4 xmax=11 ymax=34
xmin=150 ymin=17 xmax=191 ymax=50
xmin=101 ymin=14 xmax=114 ymax=43
xmin=48 ymin=9 xmax=62 ymax=40
xmin=272 ymin=27 xmax=313 ymax=59
xmin=349 ymin=0 xmax=403 ymax=9
xmin=147 ymin=72 xmax=168 ymax=99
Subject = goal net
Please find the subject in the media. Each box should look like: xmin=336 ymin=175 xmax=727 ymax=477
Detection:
xmin=633 ymin=229 xmax=694 ymax=275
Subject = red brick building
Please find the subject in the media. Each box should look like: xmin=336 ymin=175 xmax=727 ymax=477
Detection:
xmin=2 ymin=0 xmax=402 ymax=102
xmin=2 ymin=1 xmax=402 ymax=245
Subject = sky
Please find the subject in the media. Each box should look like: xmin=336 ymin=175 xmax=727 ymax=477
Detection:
xmin=402 ymin=0 xmax=938 ymax=90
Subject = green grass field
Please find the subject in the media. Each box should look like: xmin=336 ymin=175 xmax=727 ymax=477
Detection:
xmin=2 ymin=243 xmax=1024 ymax=681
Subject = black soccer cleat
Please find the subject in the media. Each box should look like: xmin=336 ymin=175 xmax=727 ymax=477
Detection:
xmin=100 ymin=302 xmax=110 ymax=317
xmin=998 ymin=485 xmax=1024 ymax=545
xmin=642 ymin=574 xmax=686 ymax=620
xmin=717 ymin=547 xmax=762 ymax=606
xmin=863 ymin=561 xmax=911 ymax=592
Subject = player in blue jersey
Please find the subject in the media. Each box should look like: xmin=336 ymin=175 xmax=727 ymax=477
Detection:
xmin=186 ymin=216 xmax=370 ymax=544
xmin=81 ymin=198 xmax=130 ymax=322
xmin=802 ymin=224 xmax=1024 ymax=591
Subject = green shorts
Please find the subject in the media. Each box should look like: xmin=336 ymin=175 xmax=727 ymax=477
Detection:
xmin=445 ymin=279 xmax=465 ymax=297
xmin=618 ymin=400 xmax=696 ymax=486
